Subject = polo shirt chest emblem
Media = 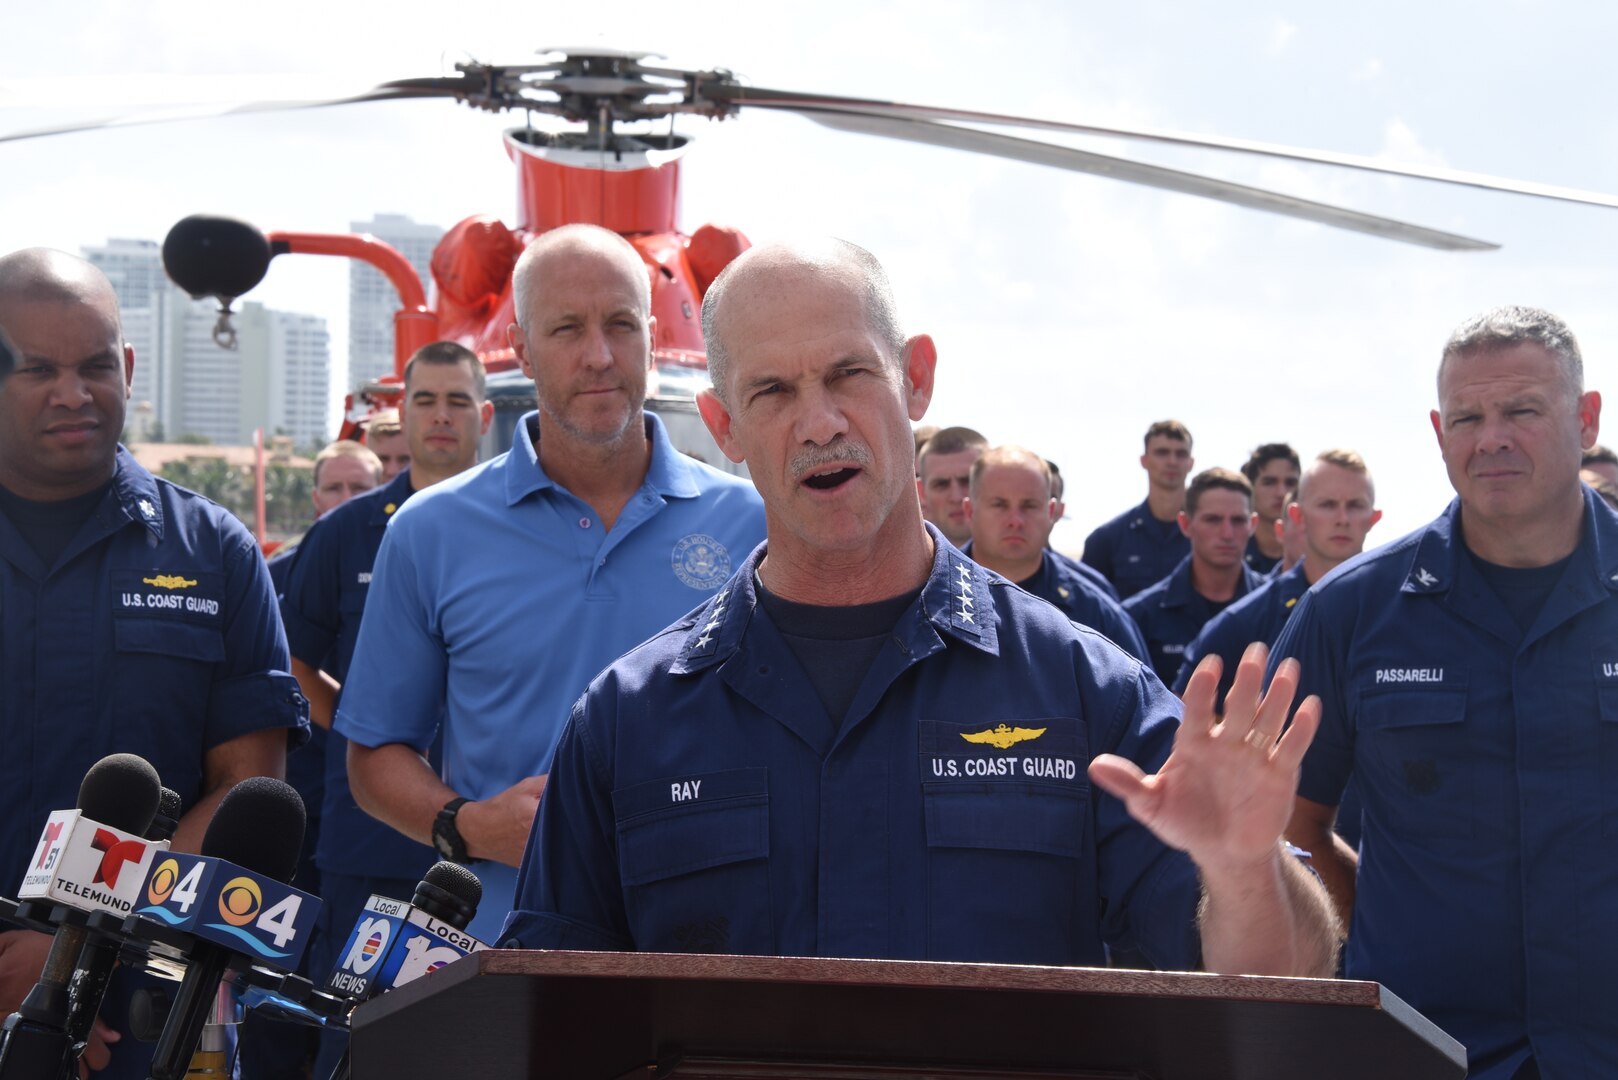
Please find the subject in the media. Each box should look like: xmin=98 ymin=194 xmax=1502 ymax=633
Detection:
xmin=672 ymin=534 xmax=732 ymax=590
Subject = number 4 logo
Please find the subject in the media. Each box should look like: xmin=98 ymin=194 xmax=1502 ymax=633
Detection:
xmin=256 ymin=894 xmax=303 ymax=949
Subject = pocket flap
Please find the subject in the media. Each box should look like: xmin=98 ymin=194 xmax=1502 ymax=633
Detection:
xmin=615 ymin=768 xmax=769 ymax=886
xmin=114 ymin=618 xmax=225 ymax=663
xmin=924 ymin=783 xmax=1084 ymax=859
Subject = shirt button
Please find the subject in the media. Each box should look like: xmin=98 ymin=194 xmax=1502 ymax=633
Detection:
xmin=579 ymin=517 xmax=592 ymax=529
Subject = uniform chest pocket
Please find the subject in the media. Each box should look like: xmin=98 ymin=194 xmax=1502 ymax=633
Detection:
xmin=613 ymin=767 xmax=772 ymax=954
xmin=922 ymin=782 xmax=1088 ymax=964
xmin=113 ymin=618 xmax=225 ymax=663
xmin=1355 ymin=687 xmax=1473 ymax=841
xmin=1598 ymin=687 xmax=1618 ymax=839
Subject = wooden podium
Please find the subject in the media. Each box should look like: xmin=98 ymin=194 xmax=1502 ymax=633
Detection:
xmin=350 ymin=950 xmax=1464 ymax=1079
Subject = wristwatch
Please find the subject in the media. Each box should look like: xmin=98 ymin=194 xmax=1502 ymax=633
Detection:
xmin=432 ymin=797 xmax=471 ymax=863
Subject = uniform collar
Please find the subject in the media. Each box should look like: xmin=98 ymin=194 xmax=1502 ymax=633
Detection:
xmin=1401 ymin=488 xmax=1618 ymax=596
xmin=367 ymin=468 xmax=418 ymax=525
xmin=672 ymin=522 xmax=1000 ymax=675
xmin=1160 ymin=553 xmax=1259 ymax=608
xmin=110 ymin=446 xmax=164 ymax=542
xmin=503 ymin=409 xmax=702 ymax=506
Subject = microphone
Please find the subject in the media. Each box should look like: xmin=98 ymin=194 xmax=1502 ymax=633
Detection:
xmin=326 ymin=861 xmax=485 ymax=1003
xmin=139 ymin=777 xmax=318 ymax=1080
xmin=0 ymin=754 xmax=165 ymax=1080
xmin=323 ymin=862 xmax=483 ymax=1080
xmin=61 ymin=788 xmax=185 ymax=1060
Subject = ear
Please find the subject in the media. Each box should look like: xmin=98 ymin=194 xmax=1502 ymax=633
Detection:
xmin=1579 ymin=390 xmax=1602 ymax=450
xmin=963 ymin=495 xmax=975 ymax=524
xmin=697 ymin=389 xmax=746 ymax=464
xmin=646 ymin=315 xmax=658 ymax=368
xmin=901 ymin=334 xmax=938 ymax=422
xmin=1177 ymin=510 xmax=1191 ymax=538
xmin=1369 ymin=508 xmax=1384 ymax=529
xmin=1430 ymin=408 xmax=1444 ymax=449
xmin=1287 ymin=502 xmax=1302 ymax=526
xmin=1247 ymin=511 xmax=1259 ymax=536
xmin=1046 ymin=498 xmax=1058 ymax=524
xmin=1139 ymin=452 xmax=1149 ymax=470
xmin=508 ymin=322 xmax=536 ymax=381
xmin=123 ymin=343 xmax=136 ymax=397
xmin=478 ymin=399 xmax=495 ymax=436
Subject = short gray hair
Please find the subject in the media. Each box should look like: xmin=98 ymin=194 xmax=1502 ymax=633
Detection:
xmin=1439 ymin=305 xmax=1583 ymax=401
xmin=701 ymin=238 xmax=907 ymax=406
xmin=510 ymin=224 xmax=650 ymax=332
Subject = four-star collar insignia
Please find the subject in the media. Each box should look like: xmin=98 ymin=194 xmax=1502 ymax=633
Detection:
xmin=949 ymin=553 xmax=982 ymax=634
xmin=687 ymin=586 xmax=731 ymax=657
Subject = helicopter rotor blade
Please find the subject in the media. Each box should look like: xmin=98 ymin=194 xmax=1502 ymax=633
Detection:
xmin=0 ymin=84 xmax=465 ymax=145
xmin=794 ymin=108 xmax=1496 ymax=252
xmin=707 ymin=83 xmax=1618 ymax=214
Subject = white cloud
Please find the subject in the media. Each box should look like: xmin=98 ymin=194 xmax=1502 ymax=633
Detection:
xmin=1353 ymin=57 xmax=1384 ymax=81
xmin=1266 ymin=19 xmax=1299 ymax=57
xmin=1376 ymin=118 xmax=1449 ymax=167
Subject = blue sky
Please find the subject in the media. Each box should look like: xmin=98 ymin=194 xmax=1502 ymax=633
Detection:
xmin=4 ymin=1 xmax=1617 ymax=544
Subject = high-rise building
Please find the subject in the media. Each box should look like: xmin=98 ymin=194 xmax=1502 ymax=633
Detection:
xmin=83 ymin=239 xmax=184 ymax=434
xmin=179 ymin=300 xmax=332 ymax=447
xmin=348 ymin=213 xmax=443 ymax=390
xmin=83 ymin=237 xmax=334 ymax=446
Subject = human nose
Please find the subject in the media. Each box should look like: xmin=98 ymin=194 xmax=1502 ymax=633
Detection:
xmin=1475 ymin=413 xmax=1516 ymax=454
xmin=580 ymin=325 xmax=614 ymax=371
xmin=794 ymin=384 xmax=849 ymax=446
xmin=47 ymin=368 xmax=94 ymax=409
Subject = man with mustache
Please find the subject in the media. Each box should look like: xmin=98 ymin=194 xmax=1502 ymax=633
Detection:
xmin=335 ymin=225 xmax=764 ymax=940
xmin=503 ymin=239 xmax=1338 ymax=979
xmin=1277 ymin=307 xmax=1616 ymax=1079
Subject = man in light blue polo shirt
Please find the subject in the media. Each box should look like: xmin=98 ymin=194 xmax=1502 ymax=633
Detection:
xmin=336 ymin=225 xmax=765 ymax=941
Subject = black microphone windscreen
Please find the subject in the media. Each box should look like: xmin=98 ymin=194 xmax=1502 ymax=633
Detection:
xmin=156 ymin=787 xmax=183 ymax=823
xmin=423 ymin=861 xmax=482 ymax=909
xmin=77 ymin=754 xmax=162 ymax=836
xmin=162 ymin=216 xmax=272 ymax=301
xmin=146 ymin=787 xmax=184 ymax=842
xmin=200 ymin=777 xmax=305 ymax=883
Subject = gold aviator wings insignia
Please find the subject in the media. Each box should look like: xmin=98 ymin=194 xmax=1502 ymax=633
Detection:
xmin=960 ymin=723 xmax=1047 ymax=750
xmin=143 ymin=575 xmax=198 ymax=590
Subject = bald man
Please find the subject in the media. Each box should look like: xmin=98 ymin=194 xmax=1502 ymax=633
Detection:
xmin=336 ymin=225 xmax=764 ymax=938
xmin=0 ymin=249 xmax=307 ymax=1078
xmin=506 ymin=238 xmax=1337 ymax=980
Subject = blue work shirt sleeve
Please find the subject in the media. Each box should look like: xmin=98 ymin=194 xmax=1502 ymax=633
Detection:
xmin=1267 ymin=591 xmax=1352 ymax=808
xmin=1092 ymin=664 xmax=1201 ymax=971
xmin=333 ymin=520 xmax=446 ymax=752
xmin=211 ymin=527 xmax=309 ymax=750
xmin=1081 ymin=525 xmax=1114 ymax=580
xmin=502 ymin=697 xmax=632 ymax=951
xmin=279 ymin=513 xmax=343 ymax=669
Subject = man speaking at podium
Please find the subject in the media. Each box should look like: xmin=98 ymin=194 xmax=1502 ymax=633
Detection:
xmin=504 ymin=240 xmax=1337 ymax=976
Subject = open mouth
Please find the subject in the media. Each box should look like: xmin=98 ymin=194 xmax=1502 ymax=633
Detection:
xmin=803 ymin=467 xmax=860 ymax=491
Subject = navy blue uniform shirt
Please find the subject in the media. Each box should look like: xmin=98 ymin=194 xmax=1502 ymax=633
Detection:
xmin=1242 ymin=534 xmax=1281 ymax=575
xmin=962 ymin=543 xmax=1149 ymax=664
xmin=1123 ymin=556 xmax=1263 ymax=685
xmin=1270 ymin=490 xmax=1618 ymax=1079
xmin=1 ymin=449 xmax=308 ymax=1080
xmin=279 ymin=468 xmax=438 ymax=880
xmin=1082 ymin=498 xmax=1189 ymax=600
xmin=0 ymin=447 xmax=307 ymax=879
xmin=505 ymin=526 xmax=1202 ymax=969
xmin=1172 ymin=561 xmax=1309 ymax=705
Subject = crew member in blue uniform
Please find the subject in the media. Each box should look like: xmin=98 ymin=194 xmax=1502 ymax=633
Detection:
xmin=0 ymin=249 xmax=307 ymax=1079
xmin=505 ymin=239 xmax=1338 ymax=977
xmin=338 ymin=226 xmax=766 ymax=943
xmin=1239 ymin=442 xmax=1299 ymax=575
xmin=1081 ymin=420 xmax=1193 ymax=599
xmin=961 ymin=444 xmax=1148 ymax=662
xmin=270 ymin=343 xmax=491 ymax=1078
xmin=1277 ymin=307 xmax=1618 ymax=1079
xmin=1123 ymin=468 xmax=1263 ymax=684
xmin=1175 ymin=449 xmax=1382 ymax=709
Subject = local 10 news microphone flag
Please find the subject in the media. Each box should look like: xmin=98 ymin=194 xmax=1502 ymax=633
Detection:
xmin=124 ymin=776 xmax=320 ymax=1080
xmin=0 ymin=754 xmax=167 ymax=1079
xmin=328 ymin=861 xmax=487 ymax=1002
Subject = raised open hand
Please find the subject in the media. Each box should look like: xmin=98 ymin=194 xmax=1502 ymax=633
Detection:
xmin=1089 ymin=642 xmax=1321 ymax=874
